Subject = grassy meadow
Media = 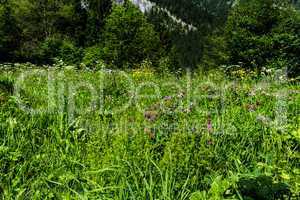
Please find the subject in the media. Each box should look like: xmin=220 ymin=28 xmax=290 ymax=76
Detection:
xmin=0 ymin=63 xmax=299 ymax=199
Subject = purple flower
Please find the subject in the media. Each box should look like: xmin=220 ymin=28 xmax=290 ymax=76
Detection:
xmin=207 ymin=114 xmax=213 ymax=133
xmin=144 ymin=111 xmax=159 ymax=122
xmin=164 ymin=96 xmax=172 ymax=101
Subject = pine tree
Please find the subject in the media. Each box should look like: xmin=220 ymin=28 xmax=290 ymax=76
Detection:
xmin=149 ymin=0 xmax=235 ymax=32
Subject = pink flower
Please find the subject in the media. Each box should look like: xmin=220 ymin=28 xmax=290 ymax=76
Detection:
xmin=207 ymin=139 xmax=214 ymax=145
xmin=207 ymin=114 xmax=213 ymax=133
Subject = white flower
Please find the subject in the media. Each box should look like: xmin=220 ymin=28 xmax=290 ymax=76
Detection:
xmin=266 ymin=69 xmax=272 ymax=74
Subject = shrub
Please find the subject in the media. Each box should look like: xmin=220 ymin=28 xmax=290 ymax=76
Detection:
xmin=16 ymin=36 xmax=81 ymax=65
xmin=101 ymin=2 xmax=161 ymax=68
xmin=59 ymin=39 xmax=82 ymax=64
xmin=157 ymin=56 xmax=172 ymax=73
xmin=40 ymin=37 xmax=82 ymax=65
xmin=16 ymin=40 xmax=44 ymax=63
xmin=82 ymin=46 xmax=106 ymax=70
xmin=225 ymin=0 xmax=300 ymax=77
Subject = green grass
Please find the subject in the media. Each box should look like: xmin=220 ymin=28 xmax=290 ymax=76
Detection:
xmin=0 ymin=65 xmax=299 ymax=199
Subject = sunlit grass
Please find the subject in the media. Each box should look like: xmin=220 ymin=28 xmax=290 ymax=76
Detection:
xmin=0 ymin=65 xmax=299 ymax=199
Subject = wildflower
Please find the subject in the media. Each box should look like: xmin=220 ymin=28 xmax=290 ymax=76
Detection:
xmin=261 ymin=91 xmax=271 ymax=96
xmin=245 ymin=104 xmax=257 ymax=112
xmin=256 ymin=115 xmax=271 ymax=125
xmin=207 ymin=139 xmax=214 ymax=145
xmin=249 ymin=90 xmax=256 ymax=96
xmin=144 ymin=111 xmax=159 ymax=122
xmin=104 ymin=69 xmax=113 ymax=74
xmin=144 ymin=127 xmax=155 ymax=139
xmin=207 ymin=114 xmax=213 ymax=133
xmin=183 ymin=108 xmax=191 ymax=113
xmin=279 ymin=76 xmax=286 ymax=81
xmin=177 ymin=92 xmax=185 ymax=98
xmin=266 ymin=69 xmax=272 ymax=74
xmin=164 ymin=96 xmax=172 ymax=101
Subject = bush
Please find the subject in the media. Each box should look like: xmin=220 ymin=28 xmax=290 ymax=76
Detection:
xmin=101 ymin=2 xmax=161 ymax=69
xmin=225 ymin=0 xmax=300 ymax=77
xmin=16 ymin=36 xmax=81 ymax=65
xmin=40 ymin=37 xmax=82 ymax=65
xmin=82 ymin=46 xmax=106 ymax=70
xmin=16 ymin=40 xmax=43 ymax=63
xmin=59 ymin=39 xmax=82 ymax=64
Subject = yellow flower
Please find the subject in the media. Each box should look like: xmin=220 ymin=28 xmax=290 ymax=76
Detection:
xmin=132 ymin=68 xmax=154 ymax=80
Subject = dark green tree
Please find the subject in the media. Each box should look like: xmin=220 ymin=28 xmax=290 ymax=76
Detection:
xmin=146 ymin=0 xmax=235 ymax=70
xmin=225 ymin=0 xmax=300 ymax=76
xmin=0 ymin=0 xmax=21 ymax=61
xmin=101 ymin=2 xmax=161 ymax=68
xmin=149 ymin=0 xmax=235 ymax=32
xmin=84 ymin=0 xmax=112 ymax=45
xmin=7 ymin=0 xmax=86 ymax=63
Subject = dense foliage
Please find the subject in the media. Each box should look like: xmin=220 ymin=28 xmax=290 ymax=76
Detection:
xmin=149 ymin=0 xmax=235 ymax=31
xmin=101 ymin=3 xmax=160 ymax=68
xmin=225 ymin=0 xmax=300 ymax=77
xmin=0 ymin=0 xmax=21 ymax=62
xmin=0 ymin=0 xmax=300 ymax=74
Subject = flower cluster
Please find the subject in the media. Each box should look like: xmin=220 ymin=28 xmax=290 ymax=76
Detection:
xmin=132 ymin=68 xmax=154 ymax=80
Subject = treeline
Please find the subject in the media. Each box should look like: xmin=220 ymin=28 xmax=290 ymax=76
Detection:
xmin=0 ymin=0 xmax=299 ymax=76
xmin=0 ymin=0 xmax=162 ymax=68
